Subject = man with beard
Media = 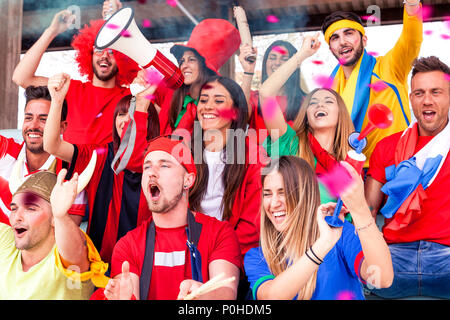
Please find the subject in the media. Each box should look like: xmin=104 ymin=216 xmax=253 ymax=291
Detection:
xmin=0 ymin=169 xmax=108 ymax=299
xmin=321 ymin=0 xmax=423 ymax=167
xmin=365 ymin=56 xmax=450 ymax=299
xmin=12 ymin=8 xmax=139 ymax=145
xmin=90 ymin=136 xmax=242 ymax=300
xmin=0 ymin=86 xmax=86 ymax=226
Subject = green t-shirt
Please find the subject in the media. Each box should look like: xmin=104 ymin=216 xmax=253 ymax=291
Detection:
xmin=263 ymin=125 xmax=337 ymax=204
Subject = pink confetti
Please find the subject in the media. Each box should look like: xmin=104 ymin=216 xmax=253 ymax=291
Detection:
xmin=338 ymin=58 xmax=347 ymax=65
xmin=261 ymin=97 xmax=278 ymax=120
xmin=318 ymin=164 xmax=353 ymax=197
xmin=440 ymin=34 xmax=450 ymax=40
xmin=271 ymin=46 xmax=288 ymax=55
xmin=121 ymin=30 xmax=132 ymax=38
xmin=313 ymin=74 xmax=334 ymax=89
xmin=144 ymin=94 xmax=155 ymax=101
xmin=336 ymin=290 xmax=356 ymax=300
xmin=367 ymin=51 xmax=379 ymax=57
xmin=361 ymin=15 xmax=380 ymax=22
xmin=445 ymin=17 xmax=450 ymax=30
xmin=444 ymin=74 xmax=450 ymax=82
xmin=266 ymin=15 xmax=279 ymax=23
xmin=421 ymin=5 xmax=434 ymax=21
xmin=166 ymin=0 xmax=177 ymax=7
xmin=95 ymin=147 xmax=108 ymax=155
xmin=311 ymin=60 xmax=324 ymax=65
xmin=424 ymin=30 xmax=433 ymax=36
xmin=96 ymin=112 xmax=103 ymax=118
xmin=144 ymin=69 xmax=164 ymax=86
xmin=142 ymin=19 xmax=152 ymax=28
xmin=217 ymin=108 xmax=238 ymax=120
xmin=368 ymin=80 xmax=389 ymax=92
xmin=106 ymin=23 xmax=120 ymax=30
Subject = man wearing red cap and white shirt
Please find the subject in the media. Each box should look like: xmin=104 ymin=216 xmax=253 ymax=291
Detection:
xmin=93 ymin=136 xmax=241 ymax=300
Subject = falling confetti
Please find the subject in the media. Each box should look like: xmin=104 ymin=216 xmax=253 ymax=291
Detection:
xmin=261 ymin=97 xmax=278 ymax=120
xmin=217 ymin=108 xmax=238 ymax=120
xmin=145 ymin=69 xmax=164 ymax=86
xmin=266 ymin=15 xmax=279 ymax=23
xmin=368 ymin=81 xmax=389 ymax=92
xmin=142 ymin=19 xmax=152 ymax=28
xmin=271 ymin=46 xmax=288 ymax=55
xmin=444 ymin=74 xmax=450 ymax=82
xmin=338 ymin=58 xmax=347 ymax=65
xmin=313 ymin=75 xmax=334 ymax=89
xmin=361 ymin=15 xmax=380 ymax=23
xmin=421 ymin=5 xmax=434 ymax=21
xmin=121 ymin=30 xmax=132 ymax=38
xmin=96 ymin=112 xmax=103 ymax=118
xmin=167 ymin=0 xmax=177 ymax=7
xmin=318 ymin=164 xmax=353 ymax=198
xmin=445 ymin=17 xmax=450 ymax=30
xmin=144 ymin=94 xmax=155 ymax=101
xmin=311 ymin=60 xmax=324 ymax=65
xmin=366 ymin=51 xmax=379 ymax=57
xmin=106 ymin=23 xmax=120 ymax=29
xmin=440 ymin=34 xmax=450 ymax=40
xmin=336 ymin=290 xmax=356 ymax=300
xmin=424 ymin=30 xmax=433 ymax=36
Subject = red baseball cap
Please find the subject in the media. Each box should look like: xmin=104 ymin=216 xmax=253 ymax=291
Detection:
xmin=144 ymin=136 xmax=197 ymax=177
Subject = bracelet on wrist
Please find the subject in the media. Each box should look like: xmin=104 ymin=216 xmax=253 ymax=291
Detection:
xmin=243 ymin=71 xmax=254 ymax=76
xmin=305 ymin=249 xmax=321 ymax=266
xmin=355 ymin=219 xmax=375 ymax=235
xmin=309 ymin=246 xmax=323 ymax=264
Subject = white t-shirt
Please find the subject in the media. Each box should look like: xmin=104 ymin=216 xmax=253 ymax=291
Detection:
xmin=200 ymin=150 xmax=226 ymax=221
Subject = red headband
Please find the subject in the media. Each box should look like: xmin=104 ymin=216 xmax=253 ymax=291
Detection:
xmin=144 ymin=136 xmax=197 ymax=177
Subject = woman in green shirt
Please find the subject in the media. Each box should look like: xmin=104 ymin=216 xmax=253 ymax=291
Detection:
xmin=260 ymin=34 xmax=355 ymax=205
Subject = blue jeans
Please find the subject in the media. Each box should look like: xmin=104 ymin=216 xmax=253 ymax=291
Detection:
xmin=370 ymin=241 xmax=450 ymax=299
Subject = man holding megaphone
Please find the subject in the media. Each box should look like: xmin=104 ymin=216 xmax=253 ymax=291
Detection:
xmin=12 ymin=3 xmax=140 ymax=147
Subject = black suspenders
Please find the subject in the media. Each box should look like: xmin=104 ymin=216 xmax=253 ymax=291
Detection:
xmin=139 ymin=209 xmax=203 ymax=300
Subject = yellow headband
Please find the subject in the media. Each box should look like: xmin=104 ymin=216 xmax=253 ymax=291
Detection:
xmin=324 ymin=19 xmax=365 ymax=44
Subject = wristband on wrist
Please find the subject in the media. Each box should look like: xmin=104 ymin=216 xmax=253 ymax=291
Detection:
xmin=355 ymin=219 xmax=374 ymax=235
xmin=403 ymin=0 xmax=420 ymax=6
xmin=243 ymin=71 xmax=254 ymax=75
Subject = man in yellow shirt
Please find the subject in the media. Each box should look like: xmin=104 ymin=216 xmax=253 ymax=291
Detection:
xmin=321 ymin=0 xmax=423 ymax=166
xmin=0 ymin=170 xmax=108 ymax=299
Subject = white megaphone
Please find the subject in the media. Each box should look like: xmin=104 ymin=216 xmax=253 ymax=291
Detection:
xmin=95 ymin=7 xmax=184 ymax=95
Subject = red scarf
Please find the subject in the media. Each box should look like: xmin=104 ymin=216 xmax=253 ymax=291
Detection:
xmin=307 ymin=132 xmax=338 ymax=174
xmin=384 ymin=123 xmax=428 ymax=232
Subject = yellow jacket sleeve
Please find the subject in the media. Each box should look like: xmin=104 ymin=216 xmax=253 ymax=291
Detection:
xmin=378 ymin=6 xmax=423 ymax=84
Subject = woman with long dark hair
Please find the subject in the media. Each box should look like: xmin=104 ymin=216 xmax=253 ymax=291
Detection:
xmin=153 ymin=19 xmax=241 ymax=136
xmin=238 ymin=40 xmax=309 ymax=143
xmin=244 ymin=156 xmax=393 ymax=300
xmin=188 ymin=75 xmax=265 ymax=258
xmin=44 ymin=73 xmax=159 ymax=263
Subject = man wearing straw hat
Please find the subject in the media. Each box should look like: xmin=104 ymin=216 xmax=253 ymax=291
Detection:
xmin=92 ymin=136 xmax=242 ymax=300
xmin=321 ymin=0 xmax=423 ymax=167
xmin=0 ymin=170 xmax=108 ymax=299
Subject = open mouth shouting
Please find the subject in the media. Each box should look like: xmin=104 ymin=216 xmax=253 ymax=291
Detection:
xmin=314 ymin=109 xmax=328 ymax=119
xmin=149 ymin=182 xmax=161 ymax=202
xmin=422 ymin=110 xmax=436 ymax=122
xmin=14 ymin=225 xmax=28 ymax=238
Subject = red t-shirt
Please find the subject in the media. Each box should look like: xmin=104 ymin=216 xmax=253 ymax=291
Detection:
xmin=110 ymin=212 xmax=242 ymax=300
xmin=64 ymin=80 xmax=130 ymax=145
xmin=367 ymin=131 xmax=450 ymax=245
